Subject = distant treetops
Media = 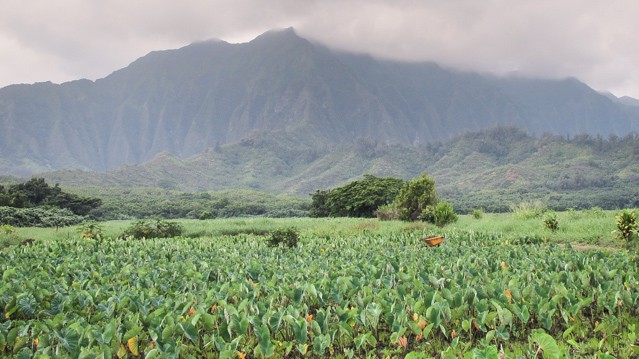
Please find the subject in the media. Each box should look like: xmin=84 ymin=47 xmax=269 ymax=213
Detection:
xmin=0 ymin=178 xmax=102 ymax=216
xmin=310 ymin=173 xmax=457 ymax=227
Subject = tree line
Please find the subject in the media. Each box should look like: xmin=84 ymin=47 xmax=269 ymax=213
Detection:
xmin=0 ymin=178 xmax=102 ymax=216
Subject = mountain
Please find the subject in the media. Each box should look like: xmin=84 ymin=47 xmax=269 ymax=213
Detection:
xmin=1 ymin=27 xmax=639 ymax=176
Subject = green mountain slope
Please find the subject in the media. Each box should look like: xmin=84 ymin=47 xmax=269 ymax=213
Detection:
xmin=40 ymin=127 xmax=639 ymax=212
xmin=1 ymin=28 xmax=638 ymax=176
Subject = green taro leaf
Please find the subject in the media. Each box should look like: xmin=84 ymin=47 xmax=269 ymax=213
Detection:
xmin=180 ymin=322 xmax=199 ymax=343
xmin=17 ymin=293 xmax=37 ymax=317
xmin=257 ymin=323 xmax=274 ymax=357
xmin=472 ymin=345 xmax=499 ymax=359
xmin=123 ymin=326 xmax=143 ymax=342
xmin=405 ymin=351 xmax=427 ymax=359
xmin=532 ymin=333 xmax=560 ymax=359
xmin=293 ymin=317 xmax=308 ymax=344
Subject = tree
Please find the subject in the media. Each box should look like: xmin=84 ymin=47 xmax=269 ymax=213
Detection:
xmin=1 ymin=178 xmax=102 ymax=215
xmin=395 ymin=173 xmax=438 ymax=221
xmin=46 ymin=191 xmax=103 ymax=216
xmin=310 ymin=175 xmax=405 ymax=218
xmin=309 ymin=190 xmax=331 ymax=217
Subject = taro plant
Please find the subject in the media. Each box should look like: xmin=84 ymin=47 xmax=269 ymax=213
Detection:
xmin=615 ymin=209 xmax=637 ymax=244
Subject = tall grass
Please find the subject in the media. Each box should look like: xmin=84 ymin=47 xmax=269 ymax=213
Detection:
xmin=510 ymin=200 xmax=547 ymax=219
xmin=2 ymin=208 xmax=625 ymax=250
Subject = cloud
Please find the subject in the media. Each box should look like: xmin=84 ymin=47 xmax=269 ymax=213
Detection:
xmin=0 ymin=0 xmax=638 ymax=97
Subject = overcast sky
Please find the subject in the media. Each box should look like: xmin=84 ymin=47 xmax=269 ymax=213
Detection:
xmin=1 ymin=0 xmax=638 ymax=98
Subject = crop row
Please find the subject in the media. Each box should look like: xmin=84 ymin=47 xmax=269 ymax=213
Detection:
xmin=1 ymin=231 xmax=638 ymax=358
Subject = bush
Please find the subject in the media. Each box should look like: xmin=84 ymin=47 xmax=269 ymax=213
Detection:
xmin=615 ymin=209 xmax=637 ymax=243
xmin=395 ymin=173 xmax=438 ymax=221
xmin=267 ymin=228 xmax=299 ymax=248
xmin=0 ymin=206 xmax=85 ymax=227
xmin=543 ymin=211 xmax=559 ymax=232
xmin=472 ymin=209 xmax=484 ymax=219
xmin=375 ymin=204 xmax=401 ymax=221
xmin=432 ymin=201 xmax=458 ymax=227
xmin=198 ymin=211 xmax=216 ymax=220
xmin=418 ymin=202 xmax=458 ymax=227
xmin=123 ymin=220 xmax=183 ymax=239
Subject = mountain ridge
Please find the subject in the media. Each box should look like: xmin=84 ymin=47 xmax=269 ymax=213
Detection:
xmin=1 ymin=28 xmax=638 ymax=176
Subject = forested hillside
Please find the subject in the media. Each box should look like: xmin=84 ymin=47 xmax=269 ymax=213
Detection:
xmin=36 ymin=127 xmax=639 ymax=214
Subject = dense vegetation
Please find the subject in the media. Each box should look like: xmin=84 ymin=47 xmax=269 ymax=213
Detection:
xmin=0 ymin=178 xmax=101 ymax=227
xmin=0 ymin=207 xmax=85 ymax=228
xmin=309 ymin=175 xmax=404 ymax=218
xmin=38 ymin=127 xmax=639 ymax=215
xmin=0 ymin=178 xmax=101 ymax=216
xmin=1 ymin=213 xmax=637 ymax=358
xmin=81 ymin=188 xmax=310 ymax=220
xmin=311 ymin=173 xmax=458 ymax=227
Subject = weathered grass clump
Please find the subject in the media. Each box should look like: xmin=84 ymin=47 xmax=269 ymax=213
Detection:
xmin=511 ymin=200 xmax=547 ymax=220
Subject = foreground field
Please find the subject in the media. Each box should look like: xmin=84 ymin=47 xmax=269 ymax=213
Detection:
xmin=1 ymin=213 xmax=638 ymax=358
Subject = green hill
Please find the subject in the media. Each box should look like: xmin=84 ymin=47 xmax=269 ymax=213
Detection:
xmin=37 ymin=127 xmax=639 ymax=214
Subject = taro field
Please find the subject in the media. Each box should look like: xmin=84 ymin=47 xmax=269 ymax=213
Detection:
xmin=1 ymin=218 xmax=639 ymax=358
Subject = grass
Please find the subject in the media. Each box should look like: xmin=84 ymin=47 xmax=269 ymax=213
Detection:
xmin=2 ymin=208 xmax=627 ymax=250
xmin=452 ymin=210 xmax=619 ymax=246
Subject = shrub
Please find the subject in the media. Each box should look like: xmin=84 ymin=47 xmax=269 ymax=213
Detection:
xmin=615 ymin=209 xmax=637 ymax=243
xmin=0 ymin=206 xmax=85 ymax=227
xmin=543 ymin=211 xmax=559 ymax=232
xmin=123 ymin=220 xmax=183 ymax=239
xmin=267 ymin=228 xmax=299 ymax=248
xmin=198 ymin=211 xmax=216 ymax=220
xmin=375 ymin=204 xmax=401 ymax=221
xmin=472 ymin=209 xmax=484 ymax=219
xmin=395 ymin=173 xmax=438 ymax=221
xmin=418 ymin=205 xmax=435 ymax=223
xmin=432 ymin=201 xmax=458 ymax=227
xmin=566 ymin=208 xmax=579 ymax=220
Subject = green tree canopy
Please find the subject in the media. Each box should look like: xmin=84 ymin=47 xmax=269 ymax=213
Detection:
xmin=0 ymin=178 xmax=102 ymax=216
xmin=310 ymin=175 xmax=405 ymax=218
xmin=395 ymin=173 xmax=438 ymax=221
